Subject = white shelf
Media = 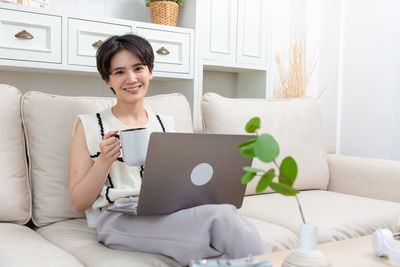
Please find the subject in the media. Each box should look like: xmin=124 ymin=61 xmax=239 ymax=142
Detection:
xmin=202 ymin=60 xmax=269 ymax=73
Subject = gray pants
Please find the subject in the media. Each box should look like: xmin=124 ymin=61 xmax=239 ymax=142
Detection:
xmin=97 ymin=197 xmax=270 ymax=265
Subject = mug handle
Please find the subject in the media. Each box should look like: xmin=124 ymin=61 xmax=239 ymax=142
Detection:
xmin=112 ymin=132 xmax=123 ymax=152
xmin=111 ymin=132 xmax=120 ymax=140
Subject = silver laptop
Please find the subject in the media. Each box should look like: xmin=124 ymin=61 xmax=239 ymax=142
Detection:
xmin=136 ymin=132 xmax=253 ymax=215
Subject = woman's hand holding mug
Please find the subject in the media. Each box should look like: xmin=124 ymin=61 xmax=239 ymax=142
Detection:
xmin=99 ymin=130 xmax=121 ymax=165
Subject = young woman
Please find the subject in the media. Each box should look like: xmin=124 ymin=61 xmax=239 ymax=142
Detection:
xmin=70 ymin=34 xmax=269 ymax=265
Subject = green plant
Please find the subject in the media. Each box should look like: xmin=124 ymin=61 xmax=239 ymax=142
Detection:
xmin=146 ymin=0 xmax=183 ymax=7
xmin=238 ymin=117 xmax=306 ymax=224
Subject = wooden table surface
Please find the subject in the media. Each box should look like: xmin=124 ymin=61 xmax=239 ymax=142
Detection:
xmin=256 ymin=235 xmax=400 ymax=266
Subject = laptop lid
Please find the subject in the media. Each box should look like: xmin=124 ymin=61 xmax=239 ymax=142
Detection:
xmin=137 ymin=132 xmax=253 ymax=215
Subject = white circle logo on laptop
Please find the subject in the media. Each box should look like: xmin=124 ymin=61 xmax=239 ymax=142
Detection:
xmin=190 ymin=163 xmax=214 ymax=186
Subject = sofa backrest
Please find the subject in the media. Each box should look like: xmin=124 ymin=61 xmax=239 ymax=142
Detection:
xmin=21 ymin=91 xmax=193 ymax=227
xmin=201 ymin=93 xmax=329 ymax=195
xmin=0 ymin=84 xmax=31 ymax=224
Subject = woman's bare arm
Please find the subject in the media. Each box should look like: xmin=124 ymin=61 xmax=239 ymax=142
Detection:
xmin=69 ymin=120 xmax=120 ymax=213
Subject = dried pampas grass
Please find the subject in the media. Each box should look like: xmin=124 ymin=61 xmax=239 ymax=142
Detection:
xmin=274 ymin=37 xmax=325 ymax=99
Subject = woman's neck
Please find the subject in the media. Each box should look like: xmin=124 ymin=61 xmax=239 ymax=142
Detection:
xmin=112 ymin=101 xmax=148 ymax=127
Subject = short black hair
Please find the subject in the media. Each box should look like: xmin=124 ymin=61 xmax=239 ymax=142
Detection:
xmin=96 ymin=34 xmax=154 ymax=93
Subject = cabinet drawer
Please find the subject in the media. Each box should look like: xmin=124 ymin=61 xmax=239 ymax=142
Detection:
xmin=136 ymin=27 xmax=190 ymax=74
xmin=68 ymin=18 xmax=131 ymax=67
xmin=0 ymin=9 xmax=61 ymax=63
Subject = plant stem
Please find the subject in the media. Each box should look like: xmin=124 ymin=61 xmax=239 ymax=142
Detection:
xmin=273 ymin=160 xmax=306 ymax=224
xmin=295 ymin=194 xmax=306 ymax=224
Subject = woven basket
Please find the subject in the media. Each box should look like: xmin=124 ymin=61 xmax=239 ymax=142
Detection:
xmin=149 ymin=1 xmax=179 ymax=26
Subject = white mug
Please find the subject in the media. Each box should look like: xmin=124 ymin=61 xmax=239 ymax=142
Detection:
xmin=119 ymin=127 xmax=149 ymax=166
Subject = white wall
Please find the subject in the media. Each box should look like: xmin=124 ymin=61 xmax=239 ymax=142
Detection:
xmin=202 ymin=71 xmax=238 ymax=97
xmin=317 ymin=1 xmax=341 ymax=154
xmin=272 ymin=0 xmax=400 ymax=160
xmin=337 ymin=0 xmax=400 ymax=160
xmin=271 ymin=0 xmax=341 ymax=153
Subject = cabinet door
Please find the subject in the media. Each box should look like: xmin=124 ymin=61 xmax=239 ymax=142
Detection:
xmin=0 ymin=8 xmax=61 ymax=63
xmin=199 ymin=0 xmax=237 ymax=63
xmin=68 ymin=18 xmax=131 ymax=67
xmin=236 ymin=0 xmax=269 ymax=66
xmin=136 ymin=27 xmax=190 ymax=74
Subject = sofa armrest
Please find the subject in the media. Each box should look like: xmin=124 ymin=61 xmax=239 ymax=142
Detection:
xmin=327 ymin=154 xmax=400 ymax=202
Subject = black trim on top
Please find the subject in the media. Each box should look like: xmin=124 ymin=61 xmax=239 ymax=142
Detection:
xmin=96 ymin=113 xmax=105 ymax=139
xmin=140 ymin=165 xmax=144 ymax=178
xmin=105 ymin=174 xmax=114 ymax=204
xmin=91 ymin=154 xmax=123 ymax=162
xmin=156 ymin=114 xmax=166 ymax=132
xmin=92 ymin=113 xmax=105 ymax=160
xmin=90 ymin=152 xmax=100 ymax=158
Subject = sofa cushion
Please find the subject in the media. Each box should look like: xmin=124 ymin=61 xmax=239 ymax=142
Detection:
xmin=239 ymin=190 xmax=400 ymax=244
xmin=0 ymin=84 xmax=30 ymax=224
xmin=243 ymin=216 xmax=298 ymax=252
xmin=0 ymin=223 xmax=83 ymax=267
xmin=36 ymin=218 xmax=182 ymax=267
xmin=201 ymin=93 xmax=329 ymax=195
xmin=21 ymin=92 xmax=193 ymax=227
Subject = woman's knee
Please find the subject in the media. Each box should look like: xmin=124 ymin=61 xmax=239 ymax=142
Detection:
xmin=197 ymin=204 xmax=237 ymax=218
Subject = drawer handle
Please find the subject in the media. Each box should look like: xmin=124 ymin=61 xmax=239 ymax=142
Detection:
xmin=92 ymin=40 xmax=103 ymax=48
xmin=156 ymin=47 xmax=170 ymax=55
xmin=14 ymin=30 xmax=34 ymax=40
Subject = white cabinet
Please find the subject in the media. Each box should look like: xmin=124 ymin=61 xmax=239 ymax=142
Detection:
xmin=199 ymin=0 xmax=237 ymax=63
xmin=0 ymin=3 xmax=194 ymax=80
xmin=178 ymin=0 xmax=272 ymax=129
xmin=0 ymin=8 xmax=61 ymax=63
xmin=236 ymin=0 xmax=269 ymax=65
xmin=68 ymin=18 xmax=131 ymax=67
xmin=198 ymin=0 xmax=269 ymax=67
xmin=136 ymin=27 xmax=190 ymax=74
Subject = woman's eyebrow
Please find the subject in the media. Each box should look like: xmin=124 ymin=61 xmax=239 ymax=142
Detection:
xmin=111 ymin=63 xmax=145 ymax=72
xmin=132 ymin=62 xmax=145 ymax=67
xmin=111 ymin=66 xmax=125 ymax=72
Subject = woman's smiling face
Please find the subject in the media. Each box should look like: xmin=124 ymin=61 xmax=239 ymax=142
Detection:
xmin=107 ymin=49 xmax=153 ymax=104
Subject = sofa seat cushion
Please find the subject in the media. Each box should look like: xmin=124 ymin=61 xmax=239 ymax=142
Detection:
xmin=36 ymin=218 xmax=182 ymax=267
xmin=239 ymin=190 xmax=400 ymax=245
xmin=0 ymin=223 xmax=83 ymax=267
xmin=0 ymin=84 xmax=30 ymax=224
xmin=21 ymin=92 xmax=193 ymax=227
xmin=201 ymin=93 xmax=329 ymax=195
xmin=244 ymin=216 xmax=298 ymax=252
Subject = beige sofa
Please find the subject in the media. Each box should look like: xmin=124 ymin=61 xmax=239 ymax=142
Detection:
xmin=1 ymin=83 xmax=400 ymax=266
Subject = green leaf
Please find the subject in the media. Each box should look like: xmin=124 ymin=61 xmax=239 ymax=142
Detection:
xmin=241 ymin=172 xmax=257 ymax=184
xmin=269 ymin=182 xmax=299 ymax=196
xmin=254 ymin=134 xmax=280 ymax=163
xmin=245 ymin=117 xmax=261 ymax=133
xmin=243 ymin=166 xmax=265 ymax=173
xmin=238 ymin=138 xmax=257 ymax=148
xmin=256 ymin=169 xmax=275 ymax=193
xmin=279 ymin=156 xmax=298 ymax=186
xmin=240 ymin=143 xmax=255 ymax=158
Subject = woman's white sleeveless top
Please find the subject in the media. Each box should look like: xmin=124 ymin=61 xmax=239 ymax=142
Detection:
xmin=75 ymin=106 xmax=175 ymax=227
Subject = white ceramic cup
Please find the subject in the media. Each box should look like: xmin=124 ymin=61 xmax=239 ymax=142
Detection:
xmin=119 ymin=127 xmax=149 ymax=166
